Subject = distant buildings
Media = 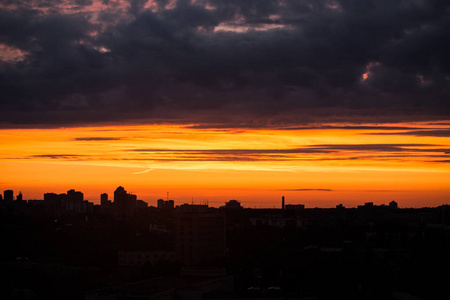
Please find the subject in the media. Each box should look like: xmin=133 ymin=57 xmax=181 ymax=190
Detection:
xmin=43 ymin=189 xmax=93 ymax=215
xmin=157 ymin=199 xmax=174 ymax=210
xmin=224 ymin=200 xmax=243 ymax=210
xmin=282 ymin=196 xmax=305 ymax=211
xmin=0 ymin=186 xmax=148 ymax=217
xmin=389 ymin=201 xmax=398 ymax=209
xmin=285 ymin=204 xmax=305 ymax=211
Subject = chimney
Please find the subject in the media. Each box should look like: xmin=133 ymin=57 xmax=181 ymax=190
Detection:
xmin=282 ymin=196 xmax=285 ymax=210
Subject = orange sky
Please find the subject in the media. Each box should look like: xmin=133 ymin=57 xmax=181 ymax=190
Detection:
xmin=1 ymin=121 xmax=449 ymax=208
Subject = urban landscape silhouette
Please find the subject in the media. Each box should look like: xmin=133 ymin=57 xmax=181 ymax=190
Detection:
xmin=1 ymin=187 xmax=449 ymax=299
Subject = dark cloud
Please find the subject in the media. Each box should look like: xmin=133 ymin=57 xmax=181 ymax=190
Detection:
xmin=365 ymin=129 xmax=450 ymax=137
xmin=129 ymin=143 xmax=449 ymax=154
xmin=74 ymin=137 xmax=122 ymax=141
xmin=129 ymin=148 xmax=332 ymax=154
xmin=286 ymin=126 xmax=426 ymax=131
xmin=185 ymin=124 xmax=428 ymax=130
xmin=20 ymin=142 xmax=448 ymax=162
xmin=0 ymin=0 xmax=449 ymax=127
xmin=123 ymin=144 xmax=450 ymax=162
xmin=30 ymin=154 xmax=87 ymax=159
xmin=281 ymin=189 xmax=333 ymax=192
xmin=309 ymin=143 xmax=440 ymax=151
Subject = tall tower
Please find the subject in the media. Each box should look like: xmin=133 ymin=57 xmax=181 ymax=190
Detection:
xmin=282 ymin=196 xmax=285 ymax=210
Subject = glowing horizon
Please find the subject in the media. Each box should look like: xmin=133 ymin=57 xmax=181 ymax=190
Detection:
xmin=1 ymin=121 xmax=449 ymax=208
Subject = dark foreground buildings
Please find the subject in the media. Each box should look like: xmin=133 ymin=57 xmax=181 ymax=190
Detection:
xmin=1 ymin=189 xmax=450 ymax=299
xmin=175 ymin=204 xmax=226 ymax=267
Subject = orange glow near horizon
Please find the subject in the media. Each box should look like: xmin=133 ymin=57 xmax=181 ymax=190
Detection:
xmin=1 ymin=122 xmax=449 ymax=208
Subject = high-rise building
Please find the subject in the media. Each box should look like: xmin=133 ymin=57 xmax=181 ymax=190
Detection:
xmin=16 ymin=192 xmax=23 ymax=201
xmin=101 ymin=193 xmax=110 ymax=206
xmin=113 ymin=186 xmax=137 ymax=219
xmin=66 ymin=189 xmax=83 ymax=202
xmin=44 ymin=192 xmax=62 ymax=208
xmin=3 ymin=190 xmax=13 ymax=203
xmin=64 ymin=189 xmax=84 ymax=213
xmin=175 ymin=205 xmax=226 ymax=266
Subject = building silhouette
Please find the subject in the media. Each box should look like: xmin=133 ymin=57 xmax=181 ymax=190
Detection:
xmin=389 ymin=201 xmax=398 ymax=209
xmin=136 ymin=199 xmax=148 ymax=208
xmin=43 ymin=190 xmax=93 ymax=215
xmin=175 ymin=204 xmax=226 ymax=266
xmin=64 ymin=189 xmax=84 ymax=213
xmin=100 ymin=193 xmax=109 ymax=206
xmin=43 ymin=192 xmax=63 ymax=212
xmin=157 ymin=199 xmax=174 ymax=210
xmin=224 ymin=200 xmax=243 ymax=210
xmin=285 ymin=204 xmax=305 ymax=211
xmin=3 ymin=190 xmax=13 ymax=203
xmin=113 ymin=186 xmax=137 ymax=219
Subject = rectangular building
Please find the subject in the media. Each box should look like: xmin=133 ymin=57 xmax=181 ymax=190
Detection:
xmin=175 ymin=205 xmax=226 ymax=267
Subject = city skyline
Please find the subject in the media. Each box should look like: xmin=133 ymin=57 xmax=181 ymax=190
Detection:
xmin=0 ymin=184 xmax=444 ymax=209
xmin=1 ymin=1 xmax=449 ymax=208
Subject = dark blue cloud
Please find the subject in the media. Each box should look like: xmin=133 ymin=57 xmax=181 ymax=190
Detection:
xmin=0 ymin=0 xmax=449 ymax=127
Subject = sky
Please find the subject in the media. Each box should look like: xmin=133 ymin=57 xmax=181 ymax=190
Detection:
xmin=1 ymin=0 xmax=449 ymax=208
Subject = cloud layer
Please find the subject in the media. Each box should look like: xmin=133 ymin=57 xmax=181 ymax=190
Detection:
xmin=1 ymin=0 xmax=449 ymax=127
xmin=21 ymin=143 xmax=449 ymax=163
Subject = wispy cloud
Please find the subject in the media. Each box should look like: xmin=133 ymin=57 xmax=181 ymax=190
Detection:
xmin=122 ymin=143 xmax=450 ymax=163
xmin=132 ymin=168 xmax=153 ymax=174
xmin=31 ymin=154 xmax=87 ymax=159
xmin=281 ymin=188 xmax=333 ymax=192
xmin=74 ymin=137 xmax=122 ymax=141
xmin=19 ymin=143 xmax=449 ymax=165
xmin=365 ymin=130 xmax=450 ymax=137
xmin=309 ymin=144 xmax=440 ymax=151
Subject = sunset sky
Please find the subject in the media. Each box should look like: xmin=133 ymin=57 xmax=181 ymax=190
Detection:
xmin=1 ymin=0 xmax=449 ymax=207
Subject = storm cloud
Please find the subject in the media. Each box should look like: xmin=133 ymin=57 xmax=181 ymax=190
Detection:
xmin=1 ymin=0 xmax=449 ymax=127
